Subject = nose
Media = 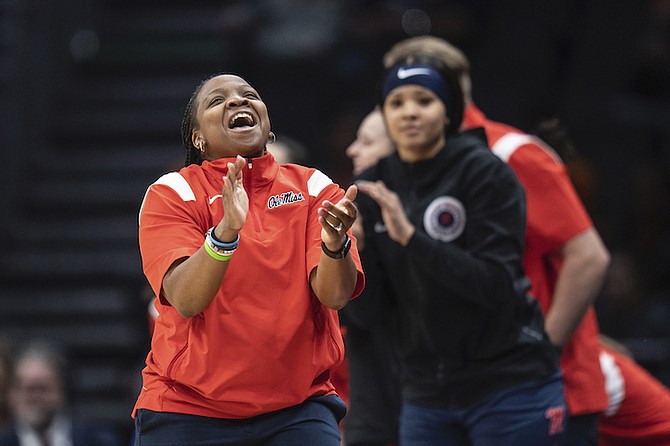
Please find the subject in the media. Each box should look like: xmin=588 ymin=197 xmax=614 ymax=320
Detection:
xmin=401 ymin=103 xmax=419 ymax=118
xmin=226 ymin=96 xmax=249 ymax=108
xmin=345 ymin=141 xmax=359 ymax=159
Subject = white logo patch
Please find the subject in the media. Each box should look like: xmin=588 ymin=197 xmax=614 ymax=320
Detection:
xmin=423 ymin=196 xmax=466 ymax=242
xmin=397 ymin=67 xmax=433 ymax=79
xmin=268 ymin=191 xmax=305 ymax=209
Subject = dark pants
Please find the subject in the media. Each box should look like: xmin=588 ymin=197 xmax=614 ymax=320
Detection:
xmin=134 ymin=395 xmax=346 ymax=446
xmin=564 ymin=413 xmax=600 ymax=446
xmin=399 ymin=373 xmax=567 ymax=446
xmin=343 ymin=324 xmax=402 ymax=446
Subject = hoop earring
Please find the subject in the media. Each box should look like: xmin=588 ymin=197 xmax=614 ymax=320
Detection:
xmin=197 ymin=141 xmax=205 ymax=153
xmin=267 ymin=132 xmax=276 ymax=145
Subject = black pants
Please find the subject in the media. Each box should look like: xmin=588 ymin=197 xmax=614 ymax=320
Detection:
xmin=134 ymin=395 xmax=346 ymax=446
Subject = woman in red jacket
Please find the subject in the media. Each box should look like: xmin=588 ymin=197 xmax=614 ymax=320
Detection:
xmin=133 ymin=73 xmax=365 ymax=445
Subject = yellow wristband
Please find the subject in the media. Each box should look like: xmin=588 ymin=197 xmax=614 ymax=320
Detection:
xmin=204 ymin=240 xmax=232 ymax=262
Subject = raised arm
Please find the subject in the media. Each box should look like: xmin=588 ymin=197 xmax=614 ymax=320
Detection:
xmin=161 ymin=156 xmax=248 ymax=318
xmin=310 ymin=185 xmax=360 ymax=310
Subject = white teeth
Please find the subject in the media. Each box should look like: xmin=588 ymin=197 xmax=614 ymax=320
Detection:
xmin=230 ymin=112 xmax=253 ymax=127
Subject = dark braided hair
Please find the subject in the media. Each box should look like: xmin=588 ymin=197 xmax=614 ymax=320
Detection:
xmin=181 ymin=76 xmax=211 ymax=167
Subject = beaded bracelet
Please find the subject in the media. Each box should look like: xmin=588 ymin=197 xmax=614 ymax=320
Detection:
xmin=204 ymin=239 xmax=232 ymax=262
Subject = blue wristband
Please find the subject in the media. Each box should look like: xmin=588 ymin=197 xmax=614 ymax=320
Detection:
xmin=208 ymin=228 xmax=240 ymax=249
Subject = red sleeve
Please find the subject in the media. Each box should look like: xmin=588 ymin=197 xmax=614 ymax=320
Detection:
xmin=138 ymin=182 xmax=204 ymax=302
xmin=508 ymin=141 xmax=593 ymax=255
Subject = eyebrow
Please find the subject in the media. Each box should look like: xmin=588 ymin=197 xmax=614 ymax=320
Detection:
xmin=203 ymin=87 xmax=228 ymax=97
xmin=205 ymin=84 xmax=257 ymax=95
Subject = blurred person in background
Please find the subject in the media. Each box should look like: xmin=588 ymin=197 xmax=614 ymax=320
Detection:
xmin=597 ymin=335 xmax=670 ymax=445
xmin=133 ymin=73 xmax=364 ymax=445
xmin=379 ymin=36 xmax=611 ymax=445
xmin=354 ymin=56 xmax=565 ymax=445
xmin=340 ymin=108 xmax=399 ymax=446
xmin=0 ymin=340 xmax=13 ymax=429
xmin=0 ymin=339 xmax=120 ymax=446
xmin=345 ymin=107 xmax=395 ymax=177
xmin=267 ymin=134 xmax=311 ymax=166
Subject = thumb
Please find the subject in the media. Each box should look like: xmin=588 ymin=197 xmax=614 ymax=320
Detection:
xmin=344 ymin=184 xmax=358 ymax=202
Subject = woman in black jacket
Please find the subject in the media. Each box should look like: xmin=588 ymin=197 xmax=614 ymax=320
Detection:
xmin=354 ymin=57 xmax=567 ymax=446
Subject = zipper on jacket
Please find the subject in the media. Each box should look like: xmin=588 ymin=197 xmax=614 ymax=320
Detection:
xmin=244 ymin=157 xmax=262 ymax=233
xmin=405 ymin=163 xmax=418 ymax=216
xmin=165 ymin=342 xmax=188 ymax=380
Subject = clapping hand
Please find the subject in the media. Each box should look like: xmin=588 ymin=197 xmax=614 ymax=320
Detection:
xmin=318 ymin=185 xmax=358 ymax=251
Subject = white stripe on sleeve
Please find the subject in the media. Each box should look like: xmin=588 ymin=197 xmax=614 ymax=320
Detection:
xmin=307 ymin=170 xmax=333 ymax=197
xmin=138 ymin=172 xmax=195 ymax=225
xmin=491 ymin=133 xmax=536 ymax=162
xmin=153 ymin=172 xmax=196 ymax=202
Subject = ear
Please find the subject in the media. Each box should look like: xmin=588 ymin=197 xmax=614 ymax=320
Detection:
xmin=192 ymin=132 xmax=204 ymax=149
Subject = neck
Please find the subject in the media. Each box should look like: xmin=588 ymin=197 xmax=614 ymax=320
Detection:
xmin=397 ymin=135 xmax=445 ymax=163
xmin=206 ymin=147 xmax=266 ymax=162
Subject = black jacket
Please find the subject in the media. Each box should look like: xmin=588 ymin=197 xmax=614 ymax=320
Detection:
xmin=354 ymin=130 xmax=558 ymax=408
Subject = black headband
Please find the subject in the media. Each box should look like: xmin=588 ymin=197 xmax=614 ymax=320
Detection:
xmin=382 ymin=64 xmax=451 ymax=111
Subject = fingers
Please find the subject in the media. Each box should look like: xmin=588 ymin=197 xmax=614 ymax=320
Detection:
xmin=318 ymin=210 xmax=344 ymax=233
xmin=356 ymin=180 xmax=390 ymax=205
xmin=227 ymin=155 xmax=245 ymax=180
xmin=318 ymin=206 xmax=349 ymax=233
xmin=223 ymin=155 xmax=246 ymax=191
xmin=318 ymin=185 xmax=359 ymax=235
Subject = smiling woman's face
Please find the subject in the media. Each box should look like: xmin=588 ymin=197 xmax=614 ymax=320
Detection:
xmin=192 ymin=74 xmax=272 ymax=160
xmin=383 ymin=84 xmax=448 ymax=162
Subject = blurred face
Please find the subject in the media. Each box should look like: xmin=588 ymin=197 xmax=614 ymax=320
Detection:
xmin=383 ymin=85 xmax=449 ymax=162
xmin=346 ymin=110 xmax=394 ymax=175
xmin=193 ymin=74 xmax=272 ymax=160
xmin=10 ymin=356 xmax=63 ymax=430
xmin=0 ymin=362 xmax=7 ymax=414
xmin=269 ymin=141 xmax=293 ymax=165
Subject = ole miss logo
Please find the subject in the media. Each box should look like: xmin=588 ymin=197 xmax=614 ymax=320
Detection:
xmin=267 ymin=191 xmax=305 ymax=209
xmin=423 ymin=196 xmax=466 ymax=242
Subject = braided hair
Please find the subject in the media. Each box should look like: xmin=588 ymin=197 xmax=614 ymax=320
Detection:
xmin=181 ymin=77 xmax=209 ymax=167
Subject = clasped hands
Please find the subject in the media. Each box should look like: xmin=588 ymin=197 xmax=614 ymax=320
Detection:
xmin=216 ymin=155 xmax=359 ymax=253
xmin=356 ymin=180 xmax=415 ymax=247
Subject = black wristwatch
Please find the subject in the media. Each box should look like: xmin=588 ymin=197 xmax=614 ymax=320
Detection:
xmin=321 ymin=233 xmax=351 ymax=259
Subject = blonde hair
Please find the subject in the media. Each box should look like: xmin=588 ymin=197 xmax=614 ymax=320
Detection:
xmin=383 ymin=36 xmax=472 ymax=100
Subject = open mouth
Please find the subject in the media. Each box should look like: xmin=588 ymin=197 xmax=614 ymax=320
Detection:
xmin=229 ymin=112 xmax=256 ymax=129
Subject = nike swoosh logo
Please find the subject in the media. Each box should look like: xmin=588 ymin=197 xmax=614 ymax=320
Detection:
xmin=373 ymin=221 xmax=387 ymax=233
xmin=397 ymin=67 xmax=432 ymax=79
xmin=208 ymin=195 xmax=222 ymax=205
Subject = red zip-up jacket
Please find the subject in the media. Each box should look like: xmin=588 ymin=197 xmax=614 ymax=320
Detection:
xmin=134 ymin=152 xmax=364 ymax=419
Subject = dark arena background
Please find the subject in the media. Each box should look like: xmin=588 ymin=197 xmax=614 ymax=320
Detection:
xmin=1 ymin=0 xmax=669 ymax=442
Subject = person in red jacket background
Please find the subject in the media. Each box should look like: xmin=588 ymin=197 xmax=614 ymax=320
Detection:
xmin=598 ymin=336 xmax=670 ymax=446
